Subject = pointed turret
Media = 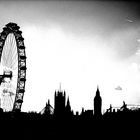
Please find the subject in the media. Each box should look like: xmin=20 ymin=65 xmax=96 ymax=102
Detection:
xmin=96 ymin=85 xmax=100 ymax=96
xmin=66 ymin=96 xmax=71 ymax=111
xmin=47 ymin=99 xmax=50 ymax=105
xmin=65 ymin=96 xmax=72 ymax=117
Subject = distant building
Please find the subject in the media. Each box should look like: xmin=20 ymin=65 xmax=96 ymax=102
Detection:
xmin=81 ymin=108 xmax=93 ymax=118
xmin=94 ymin=86 xmax=102 ymax=117
xmin=44 ymin=100 xmax=53 ymax=115
xmin=54 ymin=86 xmax=73 ymax=117
xmin=40 ymin=99 xmax=53 ymax=115
xmin=54 ymin=89 xmax=66 ymax=116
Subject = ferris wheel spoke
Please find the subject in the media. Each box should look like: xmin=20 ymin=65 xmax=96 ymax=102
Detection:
xmin=11 ymin=33 xmax=15 ymax=49
xmin=10 ymin=58 xmax=17 ymax=69
xmin=10 ymin=56 xmax=18 ymax=69
xmin=6 ymin=41 xmax=14 ymax=67
xmin=10 ymin=56 xmax=17 ymax=69
xmin=10 ymin=86 xmax=16 ymax=91
xmin=7 ymin=35 xmax=13 ymax=66
xmin=6 ymin=54 xmax=11 ymax=68
xmin=1 ymin=49 xmax=7 ymax=66
xmin=11 ymin=54 xmax=17 ymax=68
xmin=10 ymin=51 xmax=18 ymax=69
xmin=11 ymin=75 xmax=18 ymax=79
xmin=3 ymin=37 xmax=11 ymax=67
xmin=12 ymin=66 xmax=18 ymax=71
xmin=2 ymin=51 xmax=8 ymax=66
xmin=12 ymin=68 xmax=18 ymax=73
xmin=11 ymin=49 xmax=17 ymax=66
xmin=2 ymin=34 xmax=16 ymax=68
xmin=10 ymin=40 xmax=17 ymax=58
xmin=11 ymin=73 xmax=17 ymax=77
xmin=10 ymin=46 xmax=17 ymax=68
xmin=3 ymin=50 xmax=10 ymax=67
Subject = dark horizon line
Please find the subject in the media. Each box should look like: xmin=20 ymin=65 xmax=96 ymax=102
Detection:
xmin=0 ymin=0 xmax=139 ymax=2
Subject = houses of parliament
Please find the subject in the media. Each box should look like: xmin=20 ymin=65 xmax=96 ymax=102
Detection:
xmin=42 ymin=86 xmax=102 ymax=118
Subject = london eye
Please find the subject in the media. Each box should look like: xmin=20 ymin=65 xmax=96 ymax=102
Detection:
xmin=0 ymin=23 xmax=26 ymax=112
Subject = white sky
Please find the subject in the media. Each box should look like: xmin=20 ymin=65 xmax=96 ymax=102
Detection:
xmin=0 ymin=1 xmax=140 ymax=113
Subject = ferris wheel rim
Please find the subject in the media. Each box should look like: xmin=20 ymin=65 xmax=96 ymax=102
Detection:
xmin=0 ymin=22 xmax=26 ymax=112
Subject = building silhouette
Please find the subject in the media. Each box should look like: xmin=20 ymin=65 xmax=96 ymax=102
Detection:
xmin=40 ymin=99 xmax=54 ymax=115
xmin=54 ymin=89 xmax=66 ymax=116
xmin=54 ymin=86 xmax=73 ymax=118
xmin=94 ymin=86 xmax=102 ymax=117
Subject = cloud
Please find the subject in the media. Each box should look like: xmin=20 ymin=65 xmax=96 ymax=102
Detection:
xmin=135 ymin=39 xmax=140 ymax=55
xmin=115 ymin=86 xmax=122 ymax=90
xmin=107 ymin=26 xmax=140 ymax=60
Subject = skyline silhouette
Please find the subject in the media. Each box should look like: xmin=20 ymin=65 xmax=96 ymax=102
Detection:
xmin=0 ymin=22 xmax=140 ymax=114
xmin=0 ymin=0 xmax=139 ymax=112
xmin=0 ymin=85 xmax=139 ymax=140
xmin=0 ymin=26 xmax=139 ymax=140
xmin=0 ymin=0 xmax=140 ymax=139
xmin=39 ymin=85 xmax=140 ymax=117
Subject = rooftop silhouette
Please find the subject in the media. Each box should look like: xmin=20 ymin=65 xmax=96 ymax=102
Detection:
xmin=0 ymin=86 xmax=139 ymax=139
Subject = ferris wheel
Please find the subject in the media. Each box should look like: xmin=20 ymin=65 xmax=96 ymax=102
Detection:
xmin=0 ymin=23 xmax=26 ymax=112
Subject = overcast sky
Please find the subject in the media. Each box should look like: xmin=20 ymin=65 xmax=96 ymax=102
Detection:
xmin=0 ymin=0 xmax=140 ymax=113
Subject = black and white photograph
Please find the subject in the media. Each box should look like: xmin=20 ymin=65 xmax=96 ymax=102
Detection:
xmin=0 ymin=0 xmax=140 ymax=139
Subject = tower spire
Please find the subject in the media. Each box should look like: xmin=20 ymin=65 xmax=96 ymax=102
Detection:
xmin=96 ymin=85 xmax=100 ymax=96
xmin=59 ymin=82 xmax=62 ymax=92
xmin=67 ymin=96 xmax=70 ymax=105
